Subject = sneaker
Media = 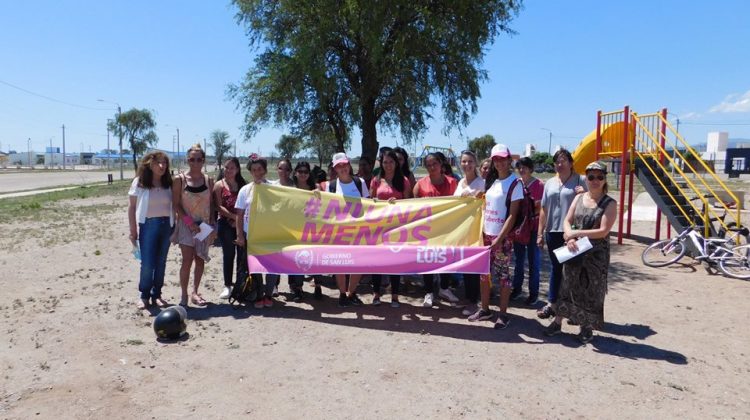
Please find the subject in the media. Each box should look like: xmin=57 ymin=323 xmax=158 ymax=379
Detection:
xmin=422 ymin=293 xmax=434 ymax=307
xmin=524 ymin=294 xmax=538 ymax=306
xmin=314 ymin=285 xmax=323 ymax=300
xmin=219 ymin=286 xmax=232 ymax=300
xmin=567 ymin=318 xmax=579 ymax=326
xmin=254 ymin=299 xmax=264 ymax=309
xmin=578 ymin=327 xmax=594 ymax=344
xmin=338 ymin=293 xmax=351 ymax=307
xmin=390 ymin=299 xmax=400 ymax=308
xmin=493 ymin=314 xmax=510 ymax=330
xmin=438 ymin=288 xmax=459 ymax=303
xmin=272 ymin=286 xmax=279 ymax=297
xmin=349 ymin=294 xmax=364 ymax=306
xmin=468 ymin=308 xmax=493 ymax=322
xmin=462 ymin=304 xmax=478 ymax=317
xmin=537 ymin=304 xmax=556 ymax=319
xmin=543 ymin=321 xmax=562 ymax=336
xmin=263 ymin=297 xmax=273 ymax=308
xmin=509 ymin=288 xmax=523 ymax=301
xmin=372 ymin=295 xmax=381 ymax=306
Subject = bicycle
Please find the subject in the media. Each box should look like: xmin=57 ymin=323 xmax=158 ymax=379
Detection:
xmin=641 ymin=224 xmax=750 ymax=280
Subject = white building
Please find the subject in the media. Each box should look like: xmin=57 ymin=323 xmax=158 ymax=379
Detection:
xmin=523 ymin=143 xmax=536 ymax=157
xmin=702 ymin=132 xmax=728 ymax=172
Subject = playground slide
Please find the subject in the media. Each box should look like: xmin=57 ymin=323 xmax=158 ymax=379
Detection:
xmin=571 ymin=129 xmax=598 ymax=174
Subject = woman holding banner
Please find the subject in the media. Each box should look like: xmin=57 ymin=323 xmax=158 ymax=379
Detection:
xmin=468 ymin=144 xmax=523 ymax=329
xmin=369 ymin=149 xmax=412 ymax=307
xmin=235 ymin=154 xmax=276 ymax=309
xmin=172 ymin=144 xmax=215 ymax=307
xmin=328 ymin=152 xmax=370 ymax=307
xmin=128 ymin=151 xmax=174 ymax=309
xmin=454 ymin=150 xmax=485 ymax=316
xmin=413 ymin=153 xmax=459 ymax=307
xmin=288 ymin=161 xmax=321 ymax=301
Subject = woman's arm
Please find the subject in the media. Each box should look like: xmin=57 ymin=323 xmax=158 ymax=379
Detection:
xmin=562 ymin=195 xmax=581 ymax=240
xmin=234 ymin=207 xmax=245 ymax=247
xmin=128 ymin=195 xmax=138 ymax=243
xmin=213 ymin=180 xmax=233 ymax=221
xmin=537 ymin=206 xmax=547 ymax=246
xmin=412 ymin=181 xmax=420 ymax=198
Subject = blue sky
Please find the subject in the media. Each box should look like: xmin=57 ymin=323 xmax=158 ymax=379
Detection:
xmin=2 ymin=1 xmax=749 ymax=158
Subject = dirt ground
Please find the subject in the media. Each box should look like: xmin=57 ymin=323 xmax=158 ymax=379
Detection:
xmin=0 ymin=193 xmax=749 ymax=419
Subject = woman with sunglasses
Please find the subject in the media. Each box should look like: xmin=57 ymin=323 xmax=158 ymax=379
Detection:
xmin=543 ymin=162 xmax=616 ymax=344
xmin=453 ymin=150 xmax=485 ymax=316
xmin=128 ymin=151 xmax=174 ymax=309
xmin=288 ymin=161 xmax=321 ymax=301
xmin=213 ymin=157 xmax=247 ymax=300
xmin=510 ymin=157 xmax=544 ymax=305
xmin=536 ymin=149 xmax=586 ymax=319
xmin=413 ymin=153 xmax=459 ymax=307
xmin=172 ymin=143 xmax=215 ymax=307
xmin=369 ymin=149 xmax=411 ymax=307
xmin=467 ymin=144 xmax=523 ymax=329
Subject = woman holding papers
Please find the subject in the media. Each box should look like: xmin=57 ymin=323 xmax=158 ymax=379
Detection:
xmin=172 ymin=144 xmax=215 ymax=307
xmin=543 ymin=161 xmax=616 ymax=343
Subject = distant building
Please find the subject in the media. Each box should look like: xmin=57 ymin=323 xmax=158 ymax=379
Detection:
xmin=523 ymin=143 xmax=536 ymax=157
xmin=702 ymin=132 xmax=728 ymax=173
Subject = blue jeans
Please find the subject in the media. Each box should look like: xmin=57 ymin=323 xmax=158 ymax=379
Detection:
xmin=512 ymin=231 xmax=540 ymax=297
xmin=545 ymin=231 xmax=566 ymax=303
xmin=138 ymin=217 xmax=172 ymax=300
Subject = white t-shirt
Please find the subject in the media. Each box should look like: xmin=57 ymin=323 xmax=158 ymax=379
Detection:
xmin=483 ymin=174 xmax=524 ymax=236
xmin=453 ymin=175 xmax=485 ymax=197
xmin=334 ymin=178 xmax=370 ymax=198
xmin=235 ymin=179 xmax=270 ymax=233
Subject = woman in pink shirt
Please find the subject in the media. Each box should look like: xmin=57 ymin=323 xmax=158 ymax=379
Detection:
xmin=369 ymin=150 xmax=411 ymax=307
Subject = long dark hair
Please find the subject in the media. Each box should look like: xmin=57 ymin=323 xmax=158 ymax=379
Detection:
xmin=393 ymin=146 xmax=412 ymax=178
xmin=137 ymin=151 xmax=172 ymax=189
xmin=293 ymin=161 xmax=316 ymax=190
xmin=376 ymin=150 xmax=405 ymax=192
xmin=218 ymin=157 xmax=246 ymax=188
xmin=484 ymin=156 xmax=513 ymax=191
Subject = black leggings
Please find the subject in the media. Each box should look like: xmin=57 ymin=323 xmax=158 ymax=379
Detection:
xmin=422 ymin=274 xmax=449 ymax=293
xmin=463 ymin=273 xmax=480 ymax=303
xmin=217 ymin=218 xmax=243 ymax=287
xmin=372 ymin=274 xmax=400 ymax=295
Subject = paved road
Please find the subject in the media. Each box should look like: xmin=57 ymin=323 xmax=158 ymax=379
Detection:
xmin=0 ymin=168 xmax=135 ymax=193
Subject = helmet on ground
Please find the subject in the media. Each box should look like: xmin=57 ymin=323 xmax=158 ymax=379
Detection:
xmin=153 ymin=306 xmax=187 ymax=339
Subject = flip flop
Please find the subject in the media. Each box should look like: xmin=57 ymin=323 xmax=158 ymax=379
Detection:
xmin=152 ymin=297 xmax=170 ymax=308
xmin=191 ymin=294 xmax=207 ymax=306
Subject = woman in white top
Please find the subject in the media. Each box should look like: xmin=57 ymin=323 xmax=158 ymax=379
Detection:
xmin=453 ymin=150 xmax=485 ymax=316
xmin=128 ymin=151 xmax=174 ymax=310
xmin=467 ymin=144 xmax=523 ymax=329
xmin=327 ymin=152 xmax=370 ymax=307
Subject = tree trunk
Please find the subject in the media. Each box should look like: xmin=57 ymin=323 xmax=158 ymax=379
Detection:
xmin=360 ymin=100 xmax=378 ymax=162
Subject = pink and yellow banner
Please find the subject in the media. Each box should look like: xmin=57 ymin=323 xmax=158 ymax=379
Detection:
xmin=247 ymin=184 xmax=489 ymax=274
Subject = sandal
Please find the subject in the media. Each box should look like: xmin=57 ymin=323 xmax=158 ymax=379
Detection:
xmin=493 ymin=314 xmax=510 ymax=330
xmin=137 ymin=298 xmax=149 ymax=310
xmin=191 ymin=294 xmax=208 ymax=306
xmin=152 ymin=297 xmax=170 ymax=308
xmin=536 ymin=304 xmax=556 ymax=319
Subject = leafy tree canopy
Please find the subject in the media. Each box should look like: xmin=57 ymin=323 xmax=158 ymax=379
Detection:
xmin=108 ymin=108 xmax=158 ymax=170
xmin=210 ymin=130 xmax=233 ymax=165
xmin=230 ymin=0 xmax=522 ymax=161
xmin=276 ymin=134 xmax=304 ymax=159
xmin=467 ymin=134 xmax=496 ymax=161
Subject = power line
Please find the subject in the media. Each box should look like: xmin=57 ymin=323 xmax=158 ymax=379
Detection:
xmin=0 ymin=79 xmax=111 ymax=111
xmin=680 ymin=121 xmax=750 ymax=126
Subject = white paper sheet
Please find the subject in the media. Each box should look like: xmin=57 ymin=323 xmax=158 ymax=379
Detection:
xmin=553 ymin=236 xmax=593 ymax=264
xmin=194 ymin=223 xmax=214 ymax=241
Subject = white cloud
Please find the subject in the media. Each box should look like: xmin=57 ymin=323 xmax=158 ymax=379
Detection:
xmin=710 ymin=90 xmax=750 ymax=113
xmin=678 ymin=111 xmax=701 ymax=120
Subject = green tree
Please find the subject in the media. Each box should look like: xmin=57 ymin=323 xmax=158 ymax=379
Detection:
xmin=108 ymin=108 xmax=158 ymax=170
xmin=276 ymin=134 xmax=303 ymax=159
xmin=210 ymin=130 xmax=233 ymax=166
xmin=304 ymin=125 xmax=343 ymax=167
xmin=467 ymin=134 xmax=496 ymax=161
xmin=230 ymin=1 xmax=522 ymax=161
xmin=531 ymin=152 xmax=551 ymax=165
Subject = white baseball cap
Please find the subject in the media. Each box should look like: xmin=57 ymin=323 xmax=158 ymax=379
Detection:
xmin=332 ymin=152 xmax=350 ymax=167
xmin=490 ymin=144 xmax=511 ymax=159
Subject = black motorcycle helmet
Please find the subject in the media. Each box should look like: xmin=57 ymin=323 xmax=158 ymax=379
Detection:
xmin=153 ymin=306 xmax=187 ymax=339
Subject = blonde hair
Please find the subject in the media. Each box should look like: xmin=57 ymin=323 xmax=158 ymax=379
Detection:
xmin=187 ymin=143 xmax=205 ymax=158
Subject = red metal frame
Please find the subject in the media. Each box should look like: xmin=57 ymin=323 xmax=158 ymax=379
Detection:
xmin=595 ymin=110 xmax=602 ymax=161
xmin=617 ymin=106 xmax=629 ymax=245
xmin=655 ymin=108 xmax=668 ymax=240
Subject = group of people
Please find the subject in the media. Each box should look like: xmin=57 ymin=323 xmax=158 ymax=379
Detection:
xmin=128 ymin=142 xmax=616 ymax=343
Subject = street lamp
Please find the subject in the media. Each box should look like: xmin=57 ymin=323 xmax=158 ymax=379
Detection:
xmin=541 ymin=128 xmax=553 ymax=155
xmin=98 ymin=99 xmax=123 ymax=180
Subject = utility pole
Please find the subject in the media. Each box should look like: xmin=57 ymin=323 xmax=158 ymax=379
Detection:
xmin=176 ymin=128 xmax=181 ymax=172
xmin=203 ymin=137 xmax=207 ymax=171
xmin=106 ymin=119 xmax=111 ymax=170
xmin=117 ymin=105 xmax=123 ymax=180
xmin=27 ymin=138 xmax=31 ymax=168
xmin=62 ymin=124 xmax=66 ymax=170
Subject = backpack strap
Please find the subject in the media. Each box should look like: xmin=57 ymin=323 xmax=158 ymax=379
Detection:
xmin=328 ymin=180 xmax=337 ymax=193
xmin=505 ymin=178 xmax=520 ymax=209
xmin=353 ymin=177 xmax=363 ymax=196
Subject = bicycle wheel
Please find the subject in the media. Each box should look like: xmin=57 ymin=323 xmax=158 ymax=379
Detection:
xmin=641 ymin=239 xmax=687 ymax=267
xmin=719 ymin=244 xmax=750 ymax=280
